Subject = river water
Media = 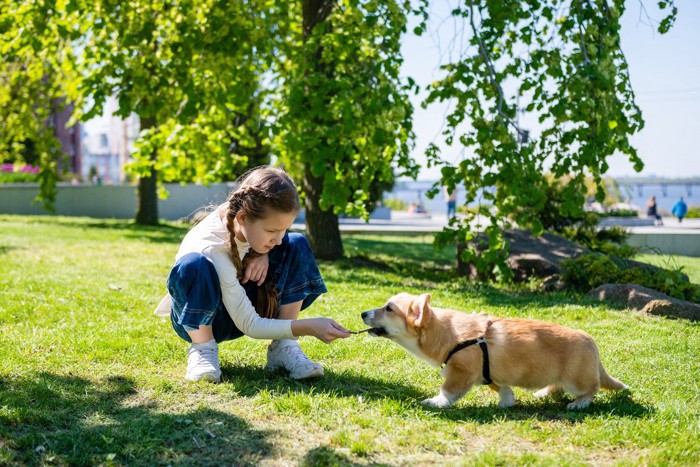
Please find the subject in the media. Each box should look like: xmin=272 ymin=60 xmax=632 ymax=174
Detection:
xmin=388 ymin=180 xmax=700 ymax=215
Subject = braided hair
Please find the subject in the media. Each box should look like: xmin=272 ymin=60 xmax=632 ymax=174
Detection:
xmin=225 ymin=167 xmax=300 ymax=319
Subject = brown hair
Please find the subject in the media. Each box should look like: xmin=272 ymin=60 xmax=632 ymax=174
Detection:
xmin=225 ymin=166 xmax=300 ymax=318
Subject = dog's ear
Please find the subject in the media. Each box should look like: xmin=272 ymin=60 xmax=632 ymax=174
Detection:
xmin=408 ymin=293 xmax=431 ymax=328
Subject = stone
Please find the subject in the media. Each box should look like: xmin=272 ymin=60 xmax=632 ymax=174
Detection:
xmin=587 ymin=283 xmax=700 ymax=321
xmin=457 ymin=230 xmax=587 ymax=281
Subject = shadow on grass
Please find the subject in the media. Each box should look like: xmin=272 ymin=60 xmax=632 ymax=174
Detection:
xmin=424 ymin=389 xmax=653 ymax=424
xmin=343 ymin=235 xmax=455 ymax=265
xmin=220 ymin=364 xmax=650 ymax=424
xmin=335 ymin=236 xmax=627 ymax=311
xmin=22 ymin=217 xmax=189 ymax=244
xmin=324 ymin=254 xmax=455 ymax=286
xmin=88 ymin=221 xmax=186 ymax=245
xmin=0 ymin=372 xmax=270 ymax=466
xmin=221 ymin=364 xmax=426 ymax=403
xmin=0 ymin=245 xmax=19 ymax=256
xmin=302 ymin=446 xmax=365 ymax=467
xmin=324 ymin=259 xmax=620 ymax=313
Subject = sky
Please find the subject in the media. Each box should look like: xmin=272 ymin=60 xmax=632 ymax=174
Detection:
xmin=401 ymin=1 xmax=700 ymax=181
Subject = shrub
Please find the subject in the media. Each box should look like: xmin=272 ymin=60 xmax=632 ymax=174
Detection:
xmin=562 ymin=252 xmax=699 ymax=302
xmin=686 ymin=206 xmax=700 ymax=219
xmin=561 ymin=253 xmax=621 ymax=290
xmin=606 ymin=208 xmax=639 ymax=217
xmin=0 ymin=164 xmax=40 ymax=183
xmin=382 ymin=196 xmax=407 ymax=211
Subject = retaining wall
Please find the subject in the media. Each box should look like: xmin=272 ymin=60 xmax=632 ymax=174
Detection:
xmin=627 ymin=232 xmax=700 ymax=257
xmin=0 ymin=183 xmax=233 ymax=220
xmin=0 ymin=184 xmax=392 ymax=222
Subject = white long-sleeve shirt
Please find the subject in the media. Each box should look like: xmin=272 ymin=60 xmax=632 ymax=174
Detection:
xmin=154 ymin=204 xmax=294 ymax=340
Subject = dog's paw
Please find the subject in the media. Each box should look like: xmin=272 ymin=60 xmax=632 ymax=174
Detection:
xmin=497 ymin=398 xmax=516 ymax=408
xmin=421 ymin=395 xmax=452 ymax=408
xmin=566 ymin=398 xmax=592 ymax=410
xmin=497 ymin=386 xmax=515 ymax=407
xmin=534 ymin=385 xmax=560 ymax=398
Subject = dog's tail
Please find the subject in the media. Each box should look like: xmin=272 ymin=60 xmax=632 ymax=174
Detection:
xmin=599 ymin=361 xmax=628 ymax=391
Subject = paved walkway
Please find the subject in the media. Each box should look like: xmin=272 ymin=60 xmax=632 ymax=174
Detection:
xmin=295 ymin=212 xmax=700 ymax=234
xmin=625 ymin=217 xmax=700 ymax=234
xmin=291 ymin=211 xmax=450 ymax=234
xmin=291 ymin=212 xmax=700 ymax=256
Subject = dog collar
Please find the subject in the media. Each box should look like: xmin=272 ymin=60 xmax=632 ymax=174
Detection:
xmin=443 ymin=336 xmax=492 ymax=385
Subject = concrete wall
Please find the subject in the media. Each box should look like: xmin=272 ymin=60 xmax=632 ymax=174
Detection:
xmin=0 ymin=184 xmax=392 ymax=222
xmin=627 ymin=233 xmax=700 ymax=257
xmin=598 ymin=217 xmax=655 ymax=227
xmin=0 ymin=183 xmax=234 ymax=220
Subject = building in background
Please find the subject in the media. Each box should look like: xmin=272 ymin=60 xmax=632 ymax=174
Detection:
xmin=51 ymin=102 xmax=82 ymax=176
xmin=80 ymin=96 xmax=139 ymax=184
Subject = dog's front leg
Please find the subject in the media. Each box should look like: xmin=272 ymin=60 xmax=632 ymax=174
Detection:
xmin=422 ymin=367 xmax=476 ymax=408
xmin=422 ymin=387 xmax=468 ymax=408
xmin=487 ymin=383 xmax=516 ymax=407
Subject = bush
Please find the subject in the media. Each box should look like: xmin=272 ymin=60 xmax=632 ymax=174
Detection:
xmin=532 ymin=179 xmax=636 ymax=258
xmin=561 ymin=253 xmax=621 ymax=290
xmin=686 ymin=206 xmax=700 ymax=219
xmin=562 ymin=252 xmax=699 ymax=302
xmin=606 ymin=208 xmax=639 ymax=217
xmin=0 ymin=164 xmax=40 ymax=183
xmin=382 ymin=196 xmax=407 ymax=211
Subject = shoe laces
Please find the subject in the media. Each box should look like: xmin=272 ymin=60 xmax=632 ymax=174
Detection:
xmin=282 ymin=344 xmax=313 ymax=366
xmin=189 ymin=346 xmax=218 ymax=367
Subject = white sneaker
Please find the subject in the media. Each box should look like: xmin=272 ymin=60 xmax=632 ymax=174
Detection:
xmin=266 ymin=339 xmax=324 ymax=379
xmin=186 ymin=340 xmax=221 ymax=383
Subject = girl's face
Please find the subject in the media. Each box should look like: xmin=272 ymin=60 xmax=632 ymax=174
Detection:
xmin=235 ymin=208 xmax=297 ymax=254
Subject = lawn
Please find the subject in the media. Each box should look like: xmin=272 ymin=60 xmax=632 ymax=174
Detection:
xmin=1 ymin=215 xmax=699 ymax=466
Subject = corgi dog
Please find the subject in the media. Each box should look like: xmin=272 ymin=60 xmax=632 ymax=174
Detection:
xmin=361 ymin=293 xmax=628 ymax=409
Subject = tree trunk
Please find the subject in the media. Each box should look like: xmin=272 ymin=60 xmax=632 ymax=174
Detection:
xmin=303 ymin=164 xmax=343 ymax=260
xmin=301 ymin=0 xmax=344 ymax=259
xmin=135 ymin=116 xmax=159 ymax=225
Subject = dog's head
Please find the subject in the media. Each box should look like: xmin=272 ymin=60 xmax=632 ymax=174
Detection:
xmin=360 ymin=292 xmax=432 ymax=339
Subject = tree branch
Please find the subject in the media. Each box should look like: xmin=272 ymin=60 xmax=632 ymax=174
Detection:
xmin=466 ymin=0 xmax=521 ymax=134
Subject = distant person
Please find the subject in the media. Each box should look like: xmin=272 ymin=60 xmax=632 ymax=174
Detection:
xmin=671 ymin=197 xmax=688 ymax=224
xmin=155 ymin=166 xmax=350 ymax=383
xmin=444 ymin=186 xmax=458 ymax=220
xmin=646 ymin=196 xmax=663 ymax=226
xmin=408 ymin=201 xmax=427 ymax=214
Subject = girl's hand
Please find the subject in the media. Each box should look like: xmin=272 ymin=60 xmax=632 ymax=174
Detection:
xmin=292 ymin=318 xmax=351 ymax=343
xmin=243 ymin=254 xmax=269 ymax=286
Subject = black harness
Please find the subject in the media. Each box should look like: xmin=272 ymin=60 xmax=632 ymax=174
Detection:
xmin=443 ymin=336 xmax=493 ymax=385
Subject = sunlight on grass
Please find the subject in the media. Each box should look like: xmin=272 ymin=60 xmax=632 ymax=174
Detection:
xmin=1 ymin=215 xmax=699 ymax=465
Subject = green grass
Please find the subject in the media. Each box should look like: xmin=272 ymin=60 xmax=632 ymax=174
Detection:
xmin=1 ymin=215 xmax=699 ymax=466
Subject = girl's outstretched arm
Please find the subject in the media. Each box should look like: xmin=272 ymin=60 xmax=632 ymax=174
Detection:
xmin=292 ymin=318 xmax=351 ymax=343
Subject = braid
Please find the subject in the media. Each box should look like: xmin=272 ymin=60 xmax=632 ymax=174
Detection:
xmin=225 ymin=192 xmax=245 ymax=281
xmin=224 ymin=167 xmax=298 ymax=319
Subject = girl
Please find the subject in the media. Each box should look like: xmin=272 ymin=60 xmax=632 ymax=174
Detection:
xmin=155 ymin=166 xmax=350 ymax=382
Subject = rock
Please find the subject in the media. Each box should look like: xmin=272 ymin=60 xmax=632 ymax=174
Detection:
xmin=643 ymin=300 xmax=700 ymax=321
xmin=586 ymin=283 xmax=666 ymax=310
xmin=457 ymin=230 xmax=588 ymax=281
xmin=587 ymin=284 xmax=700 ymax=321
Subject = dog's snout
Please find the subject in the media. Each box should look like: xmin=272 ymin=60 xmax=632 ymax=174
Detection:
xmin=361 ymin=311 xmax=369 ymax=319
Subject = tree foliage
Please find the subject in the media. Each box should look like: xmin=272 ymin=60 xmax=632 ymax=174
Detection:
xmin=274 ymin=0 xmax=420 ymax=258
xmin=2 ymin=0 xmax=418 ymax=240
xmin=423 ymin=0 xmax=677 ymax=279
xmin=1 ymin=0 xmax=681 ymax=265
xmin=0 ymin=0 xmax=80 ymax=208
xmin=1 ymin=0 xmax=282 ymax=220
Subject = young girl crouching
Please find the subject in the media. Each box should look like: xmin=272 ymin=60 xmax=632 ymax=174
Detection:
xmin=155 ymin=166 xmax=350 ymax=382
